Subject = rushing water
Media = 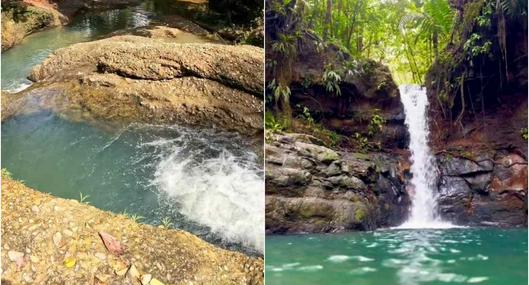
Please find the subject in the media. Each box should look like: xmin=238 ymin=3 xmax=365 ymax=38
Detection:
xmin=1 ymin=112 xmax=264 ymax=254
xmin=398 ymin=85 xmax=452 ymax=228
xmin=266 ymin=229 xmax=528 ymax=285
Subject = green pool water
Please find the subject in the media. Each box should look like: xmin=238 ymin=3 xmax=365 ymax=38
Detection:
xmin=266 ymin=228 xmax=528 ymax=285
xmin=2 ymin=112 xmax=264 ymax=255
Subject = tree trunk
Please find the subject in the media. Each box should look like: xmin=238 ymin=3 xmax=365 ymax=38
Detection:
xmin=323 ymin=0 xmax=333 ymax=40
xmin=433 ymin=31 xmax=439 ymax=62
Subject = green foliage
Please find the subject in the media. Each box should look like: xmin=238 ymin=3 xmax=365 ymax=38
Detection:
xmin=273 ymin=84 xmax=291 ymax=105
xmin=367 ymin=113 xmax=386 ymax=136
xmin=159 ymin=217 xmax=173 ymax=229
xmin=121 ymin=210 xmax=144 ymax=223
xmin=521 ymin=128 xmax=528 ymax=140
xmin=298 ymin=0 xmax=454 ymax=84
xmin=271 ymin=33 xmax=297 ymax=56
xmin=463 ymin=33 xmax=492 ymax=58
xmin=300 ymin=106 xmax=315 ymax=125
xmin=265 ymin=112 xmax=285 ymax=133
xmin=353 ymin=132 xmax=369 ymax=152
xmin=78 ymin=192 xmax=90 ymax=205
xmin=1 ymin=168 xmax=13 ymax=179
xmin=322 ymin=67 xmax=342 ymax=96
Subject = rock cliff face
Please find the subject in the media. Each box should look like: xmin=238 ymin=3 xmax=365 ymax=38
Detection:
xmin=265 ymin=133 xmax=410 ymax=234
xmin=425 ymin=0 xmax=527 ymax=227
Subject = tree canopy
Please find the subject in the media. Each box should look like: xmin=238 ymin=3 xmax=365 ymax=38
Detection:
xmin=295 ymin=0 xmax=454 ymax=84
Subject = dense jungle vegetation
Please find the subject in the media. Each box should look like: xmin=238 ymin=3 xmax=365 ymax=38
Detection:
xmin=266 ymin=0 xmax=527 ymax=142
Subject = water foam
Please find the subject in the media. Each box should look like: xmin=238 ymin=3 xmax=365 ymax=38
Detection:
xmin=150 ymin=127 xmax=264 ymax=253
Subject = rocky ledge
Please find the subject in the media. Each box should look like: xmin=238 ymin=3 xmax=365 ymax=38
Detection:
xmin=1 ymin=0 xmax=67 ymax=51
xmin=265 ymin=133 xmax=410 ymax=234
xmin=1 ymin=175 xmax=263 ymax=285
xmin=2 ymin=27 xmax=264 ymax=135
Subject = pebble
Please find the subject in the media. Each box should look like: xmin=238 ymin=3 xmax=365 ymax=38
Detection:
xmin=150 ymin=278 xmax=165 ymax=285
xmin=141 ymin=274 xmax=152 ymax=285
xmin=23 ymin=273 xmax=34 ymax=283
xmin=8 ymin=251 xmax=24 ymax=262
xmin=128 ymin=264 xmax=140 ymax=279
xmin=31 ymin=206 xmax=39 ymax=213
xmin=7 ymin=250 xmax=24 ymax=266
xmin=63 ymin=229 xmax=73 ymax=237
xmin=94 ymin=252 xmax=106 ymax=261
xmin=53 ymin=232 xmax=62 ymax=247
xmin=30 ymin=255 xmax=40 ymax=263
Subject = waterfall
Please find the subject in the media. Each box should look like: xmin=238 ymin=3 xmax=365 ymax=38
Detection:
xmin=397 ymin=85 xmax=452 ymax=229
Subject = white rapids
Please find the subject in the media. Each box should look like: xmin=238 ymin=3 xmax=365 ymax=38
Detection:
xmin=150 ymin=127 xmax=264 ymax=253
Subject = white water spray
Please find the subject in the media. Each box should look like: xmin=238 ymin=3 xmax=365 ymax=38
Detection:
xmin=150 ymin=128 xmax=264 ymax=253
xmin=398 ymin=85 xmax=452 ymax=229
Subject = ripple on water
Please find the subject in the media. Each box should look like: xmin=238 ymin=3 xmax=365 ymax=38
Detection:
xmin=467 ymin=277 xmax=489 ymax=283
xmin=327 ymin=255 xmax=350 ymax=263
xmin=297 ymin=265 xmax=323 ymax=272
xmin=350 ymin=267 xmax=377 ymax=275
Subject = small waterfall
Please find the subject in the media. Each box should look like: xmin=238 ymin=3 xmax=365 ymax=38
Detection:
xmin=398 ymin=85 xmax=452 ymax=229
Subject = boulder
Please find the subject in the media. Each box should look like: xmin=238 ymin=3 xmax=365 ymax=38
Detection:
xmin=4 ymin=29 xmax=264 ymax=135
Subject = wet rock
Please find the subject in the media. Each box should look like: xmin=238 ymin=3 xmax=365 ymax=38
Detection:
xmin=439 ymin=156 xmax=493 ymax=176
xmin=265 ymin=167 xmax=311 ymax=187
xmin=436 ymin=153 xmax=527 ymax=227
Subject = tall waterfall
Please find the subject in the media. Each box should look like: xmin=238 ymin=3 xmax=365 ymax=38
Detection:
xmin=398 ymin=85 xmax=452 ymax=228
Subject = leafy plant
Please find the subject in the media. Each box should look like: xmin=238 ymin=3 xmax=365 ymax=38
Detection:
xmin=120 ymin=210 xmax=144 ymax=223
xmin=274 ymin=84 xmax=291 ymax=104
xmin=265 ymin=112 xmax=285 ymax=133
xmin=322 ymin=68 xmax=342 ymax=96
xmin=301 ymin=106 xmax=315 ymax=125
xmin=354 ymin=132 xmax=369 ymax=152
xmin=463 ymin=33 xmax=492 ymax=58
xmin=271 ymin=33 xmax=297 ymax=56
xmin=79 ymin=192 xmax=90 ymax=205
xmin=1 ymin=168 xmax=12 ymax=179
xmin=159 ymin=217 xmax=173 ymax=228
xmin=367 ymin=113 xmax=386 ymax=136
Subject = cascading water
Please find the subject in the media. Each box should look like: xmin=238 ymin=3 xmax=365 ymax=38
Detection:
xmin=398 ymin=85 xmax=452 ymax=228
